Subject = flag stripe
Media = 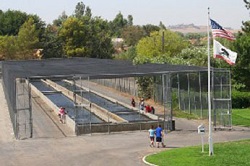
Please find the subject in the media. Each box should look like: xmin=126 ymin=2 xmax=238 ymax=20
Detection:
xmin=214 ymin=54 xmax=235 ymax=65
xmin=210 ymin=19 xmax=235 ymax=40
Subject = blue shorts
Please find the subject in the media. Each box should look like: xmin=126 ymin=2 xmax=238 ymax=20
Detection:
xmin=156 ymin=137 xmax=162 ymax=142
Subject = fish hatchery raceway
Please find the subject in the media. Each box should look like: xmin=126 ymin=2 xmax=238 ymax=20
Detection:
xmin=1 ymin=67 xmax=250 ymax=166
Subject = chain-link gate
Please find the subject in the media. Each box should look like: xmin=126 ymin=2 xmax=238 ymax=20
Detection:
xmin=72 ymin=76 xmax=93 ymax=135
xmin=162 ymin=73 xmax=174 ymax=131
xmin=212 ymin=70 xmax=232 ymax=129
xmin=15 ymin=78 xmax=32 ymax=139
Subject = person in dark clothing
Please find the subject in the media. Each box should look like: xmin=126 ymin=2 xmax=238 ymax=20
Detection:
xmin=155 ymin=125 xmax=166 ymax=148
xmin=131 ymin=98 xmax=136 ymax=107
xmin=151 ymin=106 xmax=155 ymax=114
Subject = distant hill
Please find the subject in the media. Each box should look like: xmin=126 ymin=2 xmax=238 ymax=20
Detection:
xmin=168 ymin=23 xmax=240 ymax=34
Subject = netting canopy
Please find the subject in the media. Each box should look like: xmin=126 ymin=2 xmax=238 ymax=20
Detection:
xmin=2 ymin=58 xmax=231 ymax=139
xmin=2 ymin=57 xmax=209 ymax=78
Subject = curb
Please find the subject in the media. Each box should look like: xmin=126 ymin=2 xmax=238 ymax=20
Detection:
xmin=142 ymin=153 xmax=158 ymax=166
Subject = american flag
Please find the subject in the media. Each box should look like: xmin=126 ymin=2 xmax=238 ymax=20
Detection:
xmin=210 ymin=19 xmax=235 ymax=41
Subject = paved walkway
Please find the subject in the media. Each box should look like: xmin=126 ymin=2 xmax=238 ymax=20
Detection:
xmin=0 ymin=80 xmax=14 ymax=143
xmin=1 ymin=79 xmax=250 ymax=166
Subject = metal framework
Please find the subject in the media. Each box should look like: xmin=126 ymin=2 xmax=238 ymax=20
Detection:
xmin=1 ymin=58 xmax=232 ymax=139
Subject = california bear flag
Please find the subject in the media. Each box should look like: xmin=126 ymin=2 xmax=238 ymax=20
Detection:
xmin=213 ymin=40 xmax=237 ymax=65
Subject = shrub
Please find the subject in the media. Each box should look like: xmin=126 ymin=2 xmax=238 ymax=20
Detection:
xmin=232 ymin=90 xmax=250 ymax=108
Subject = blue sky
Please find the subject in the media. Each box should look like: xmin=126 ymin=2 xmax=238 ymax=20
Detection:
xmin=1 ymin=0 xmax=249 ymax=29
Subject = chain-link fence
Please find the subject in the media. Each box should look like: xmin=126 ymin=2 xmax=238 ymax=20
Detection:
xmin=2 ymin=58 xmax=232 ymax=138
xmin=15 ymin=78 xmax=32 ymax=139
xmin=93 ymin=69 xmax=232 ymax=129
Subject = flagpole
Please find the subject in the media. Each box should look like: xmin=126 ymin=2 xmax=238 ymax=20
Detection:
xmin=207 ymin=7 xmax=214 ymax=156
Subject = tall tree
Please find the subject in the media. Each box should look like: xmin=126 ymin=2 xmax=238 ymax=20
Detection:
xmin=59 ymin=16 xmax=113 ymax=58
xmin=233 ymin=34 xmax=250 ymax=90
xmin=127 ymin=15 xmax=133 ymax=26
xmin=134 ymin=30 xmax=189 ymax=64
xmin=0 ymin=10 xmax=44 ymax=36
xmin=17 ymin=17 xmax=40 ymax=59
xmin=53 ymin=11 xmax=68 ymax=27
xmin=0 ymin=10 xmax=28 ymax=36
xmin=42 ymin=25 xmax=63 ymax=58
xmin=88 ymin=17 xmax=113 ymax=59
xmin=0 ymin=35 xmax=18 ymax=60
xmin=74 ymin=1 xmax=85 ymax=18
xmin=159 ymin=21 xmax=166 ymax=30
xmin=121 ymin=26 xmax=144 ymax=46
xmin=110 ymin=12 xmax=128 ymax=37
xmin=231 ymin=0 xmax=250 ymax=90
xmin=59 ymin=17 xmax=86 ymax=57
xmin=244 ymin=0 xmax=250 ymax=9
xmin=73 ymin=1 xmax=92 ymax=20
xmin=142 ymin=24 xmax=160 ymax=36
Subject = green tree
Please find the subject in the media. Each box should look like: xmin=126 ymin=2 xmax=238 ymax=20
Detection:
xmin=114 ymin=46 xmax=137 ymax=61
xmin=134 ymin=30 xmax=188 ymax=98
xmin=231 ymin=0 xmax=250 ymax=91
xmin=184 ymin=32 xmax=207 ymax=46
xmin=127 ymin=15 xmax=133 ymax=26
xmin=59 ymin=16 xmax=113 ymax=58
xmin=110 ymin=12 xmax=128 ymax=37
xmin=244 ymin=0 xmax=250 ymax=9
xmin=0 ymin=10 xmax=44 ymax=37
xmin=121 ymin=26 xmax=144 ymax=46
xmin=159 ymin=21 xmax=166 ymax=30
xmin=134 ymin=30 xmax=189 ymax=64
xmin=17 ymin=17 xmax=40 ymax=59
xmin=87 ymin=17 xmax=113 ymax=59
xmin=233 ymin=33 xmax=250 ymax=91
xmin=59 ymin=17 xmax=86 ymax=57
xmin=53 ymin=11 xmax=68 ymax=27
xmin=74 ymin=1 xmax=85 ymax=18
xmin=0 ymin=10 xmax=28 ymax=36
xmin=142 ymin=24 xmax=160 ymax=36
xmin=0 ymin=35 xmax=18 ymax=60
xmin=42 ymin=25 xmax=63 ymax=58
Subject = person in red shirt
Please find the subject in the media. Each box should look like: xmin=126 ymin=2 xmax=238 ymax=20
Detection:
xmin=145 ymin=104 xmax=151 ymax=113
xmin=58 ymin=107 xmax=67 ymax=124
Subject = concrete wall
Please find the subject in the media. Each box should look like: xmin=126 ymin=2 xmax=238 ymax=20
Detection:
xmin=64 ymin=80 xmax=158 ymax=121
xmin=76 ymin=121 xmax=164 ymax=135
xmin=30 ymin=79 xmax=171 ymax=136
xmin=44 ymin=79 xmax=127 ymax=123
xmin=30 ymin=80 xmax=76 ymax=132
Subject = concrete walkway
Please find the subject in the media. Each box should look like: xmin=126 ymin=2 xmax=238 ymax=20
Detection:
xmin=1 ymin=79 xmax=250 ymax=166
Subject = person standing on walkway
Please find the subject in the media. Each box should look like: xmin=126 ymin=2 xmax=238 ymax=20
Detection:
xmin=145 ymin=104 xmax=151 ymax=113
xmin=151 ymin=106 xmax=155 ymax=114
xmin=139 ymin=98 xmax=145 ymax=111
xmin=155 ymin=124 xmax=166 ymax=148
xmin=148 ymin=125 xmax=155 ymax=147
xmin=131 ymin=98 xmax=136 ymax=107
xmin=58 ymin=107 xmax=67 ymax=124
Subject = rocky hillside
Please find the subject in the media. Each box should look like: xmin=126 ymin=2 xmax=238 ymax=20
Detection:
xmin=168 ymin=23 xmax=240 ymax=34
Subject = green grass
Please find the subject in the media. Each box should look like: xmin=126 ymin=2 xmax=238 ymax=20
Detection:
xmin=146 ymin=140 xmax=250 ymax=166
xmin=146 ymin=108 xmax=250 ymax=166
xmin=173 ymin=109 xmax=200 ymax=120
xmin=232 ymin=108 xmax=250 ymax=127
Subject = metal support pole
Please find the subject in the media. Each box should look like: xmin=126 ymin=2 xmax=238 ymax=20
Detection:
xmin=177 ymin=73 xmax=181 ymax=110
xmin=28 ymin=78 xmax=33 ymax=138
xmin=162 ymin=74 xmax=166 ymax=130
xmin=187 ymin=73 xmax=191 ymax=114
xmin=207 ymin=7 xmax=214 ymax=156
xmin=199 ymin=72 xmax=203 ymax=118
